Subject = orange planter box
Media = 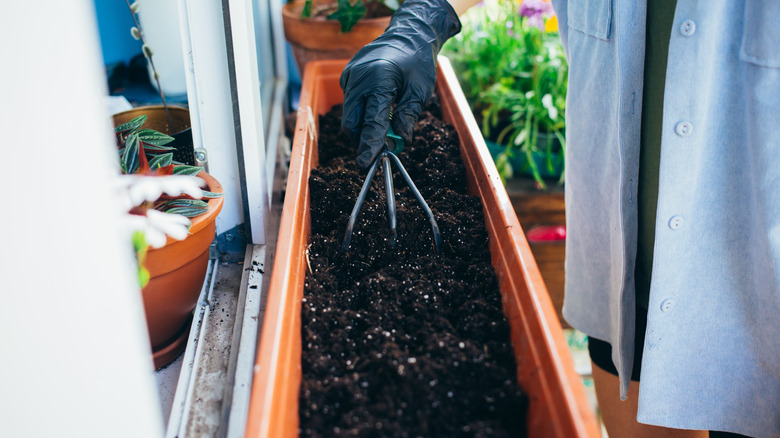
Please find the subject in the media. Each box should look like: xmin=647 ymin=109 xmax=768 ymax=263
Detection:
xmin=245 ymin=59 xmax=600 ymax=437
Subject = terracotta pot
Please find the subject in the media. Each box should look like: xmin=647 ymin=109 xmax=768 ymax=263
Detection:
xmin=142 ymin=171 xmax=224 ymax=369
xmin=113 ymin=105 xmax=190 ymax=137
xmin=282 ymin=0 xmax=391 ymax=72
xmin=113 ymin=105 xmax=195 ymax=165
xmin=244 ymin=59 xmax=601 ymax=437
xmin=113 ymin=107 xmax=222 ymax=368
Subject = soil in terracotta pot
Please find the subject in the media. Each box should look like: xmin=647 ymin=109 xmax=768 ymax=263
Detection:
xmin=310 ymin=1 xmax=393 ymax=19
xmin=301 ymin=97 xmax=528 ymax=437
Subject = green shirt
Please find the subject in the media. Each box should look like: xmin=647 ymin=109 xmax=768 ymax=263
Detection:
xmin=635 ymin=0 xmax=677 ymax=309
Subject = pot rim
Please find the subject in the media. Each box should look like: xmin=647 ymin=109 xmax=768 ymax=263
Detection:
xmin=185 ymin=170 xmax=224 ymax=237
xmin=281 ymin=1 xmax=393 ymax=24
xmin=112 ymin=105 xmax=191 ymax=122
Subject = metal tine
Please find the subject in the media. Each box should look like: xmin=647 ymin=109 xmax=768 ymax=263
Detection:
xmin=342 ymin=150 xmax=442 ymax=254
xmin=382 ymin=155 xmax=397 ymax=247
xmin=341 ymin=154 xmax=383 ymax=252
xmin=385 ymin=151 xmax=443 ymax=253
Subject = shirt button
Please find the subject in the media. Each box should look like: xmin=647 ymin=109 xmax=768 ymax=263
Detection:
xmin=675 ymin=121 xmax=693 ymax=137
xmin=668 ymin=215 xmax=684 ymax=230
xmin=660 ymin=299 xmax=674 ymax=312
xmin=680 ymin=19 xmax=696 ymax=36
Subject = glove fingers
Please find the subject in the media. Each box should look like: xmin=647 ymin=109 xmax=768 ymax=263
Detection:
xmin=357 ymin=90 xmax=395 ymax=169
xmin=341 ymin=60 xmax=401 ymax=154
xmin=391 ymin=99 xmax=424 ymax=146
xmin=341 ymin=74 xmax=365 ymax=145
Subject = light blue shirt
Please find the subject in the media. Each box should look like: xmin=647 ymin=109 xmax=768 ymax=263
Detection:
xmin=550 ymin=1 xmax=780 ymax=436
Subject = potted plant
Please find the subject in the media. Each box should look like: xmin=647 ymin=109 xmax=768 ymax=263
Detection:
xmin=282 ymin=0 xmax=399 ymax=71
xmin=442 ymin=0 xmax=566 ymax=189
xmin=442 ymin=0 xmax=568 ymax=325
xmin=244 ymin=59 xmax=598 ymax=437
xmin=115 ymin=115 xmax=224 ymax=369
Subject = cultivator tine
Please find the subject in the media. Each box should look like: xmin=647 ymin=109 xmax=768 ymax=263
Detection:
xmin=386 ymin=151 xmax=442 ymax=253
xmin=342 ymin=154 xmax=383 ymax=252
xmin=382 ymin=155 xmax=397 ymax=247
xmin=342 ymin=129 xmax=441 ymax=253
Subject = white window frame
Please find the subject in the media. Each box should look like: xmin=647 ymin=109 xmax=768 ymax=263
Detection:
xmin=178 ymin=0 xmax=287 ymax=246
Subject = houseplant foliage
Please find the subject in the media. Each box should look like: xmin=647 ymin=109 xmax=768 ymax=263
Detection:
xmin=114 ymin=114 xmax=222 ymax=218
xmin=299 ymin=0 xmax=400 ymax=32
xmin=442 ymin=0 xmax=567 ymax=188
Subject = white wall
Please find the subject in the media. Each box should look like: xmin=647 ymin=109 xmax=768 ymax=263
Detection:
xmin=1 ymin=1 xmax=164 ymax=436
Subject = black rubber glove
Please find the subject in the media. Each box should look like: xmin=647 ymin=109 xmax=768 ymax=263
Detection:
xmin=339 ymin=0 xmax=461 ymax=169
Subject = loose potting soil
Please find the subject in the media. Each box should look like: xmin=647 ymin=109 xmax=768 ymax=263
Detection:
xmin=300 ymin=97 xmax=528 ymax=437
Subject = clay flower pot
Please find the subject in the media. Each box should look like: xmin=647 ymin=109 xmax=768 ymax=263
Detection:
xmin=113 ymin=105 xmax=196 ymax=165
xmin=282 ymin=0 xmax=391 ymax=72
xmin=142 ymin=171 xmax=224 ymax=369
xmin=244 ymin=59 xmax=600 ymax=436
xmin=113 ymin=107 xmax=222 ymax=368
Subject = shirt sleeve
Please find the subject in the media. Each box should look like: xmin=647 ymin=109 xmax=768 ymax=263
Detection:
xmin=550 ymin=0 xmax=570 ymax=60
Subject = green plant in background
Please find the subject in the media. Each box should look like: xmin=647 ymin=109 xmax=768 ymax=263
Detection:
xmin=442 ymin=0 xmax=567 ymax=188
xmin=299 ymin=0 xmax=400 ymax=32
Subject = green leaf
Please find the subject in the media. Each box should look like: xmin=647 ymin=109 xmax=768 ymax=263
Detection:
xmin=142 ymin=143 xmax=176 ymax=153
xmin=328 ymin=0 xmax=366 ymax=33
xmin=159 ymin=199 xmax=210 ymax=217
xmin=137 ymin=265 xmax=150 ymax=288
xmin=148 ymin=152 xmax=174 ymax=170
xmin=132 ymin=230 xmax=150 ymax=288
xmin=132 ymin=230 xmax=148 ymax=253
xmin=173 ymin=165 xmax=204 ymax=176
xmin=200 ymin=190 xmax=225 ymax=198
xmin=300 ymin=0 xmax=313 ymax=18
xmin=160 ymin=199 xmax=210 ymax=209
xmin=121 ymin=133 xmax=140 ymax=174
xmin=135 ymin=128 xmax=175 ymax=146
xmin=164 ymin=207 xmax=210 ymax=217
xmin=115 ymin=115 xmax=147 ymax=134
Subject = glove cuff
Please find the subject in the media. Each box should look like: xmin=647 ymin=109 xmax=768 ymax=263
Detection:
xmin=390 ymin=0 xmax=462 ymax=52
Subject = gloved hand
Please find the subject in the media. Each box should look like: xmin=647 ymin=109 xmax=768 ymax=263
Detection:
xmin=340 ymin=0 xmax=461 ymax=169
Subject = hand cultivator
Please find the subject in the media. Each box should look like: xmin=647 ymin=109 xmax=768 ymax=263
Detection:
xmin=341 ymin=118 xmax=442 ymax=253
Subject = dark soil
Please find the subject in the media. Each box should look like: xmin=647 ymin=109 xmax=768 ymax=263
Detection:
xmin=300 ymin=97 xmax=528 ymax=437
xmin=312 ymin=1 xmax=393 ymax=19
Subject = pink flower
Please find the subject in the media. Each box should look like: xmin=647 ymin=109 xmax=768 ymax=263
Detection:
xmin=519 ymin=0 xmax=554 ymax=30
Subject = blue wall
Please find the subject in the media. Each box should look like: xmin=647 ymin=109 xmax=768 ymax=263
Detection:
xmin=93 ymin=0 xmax=142 ymax=65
